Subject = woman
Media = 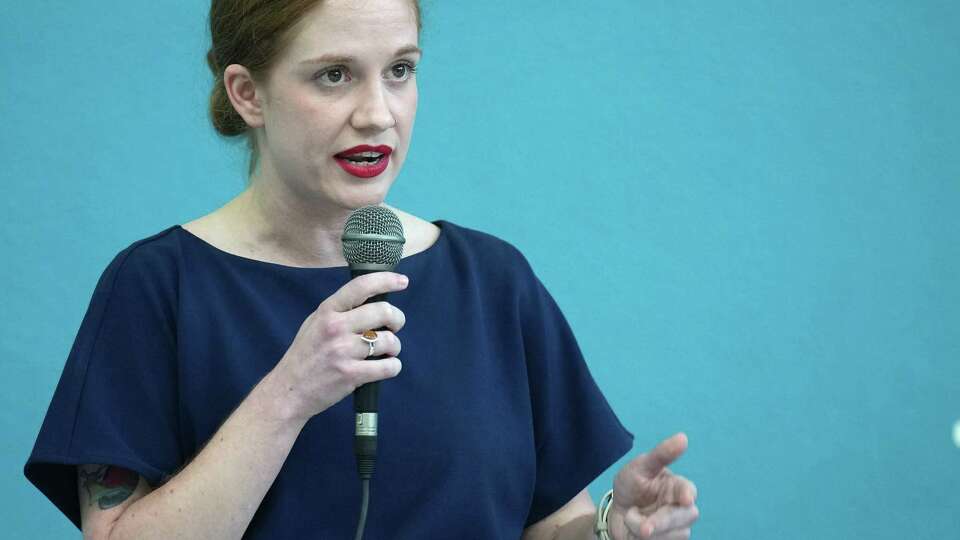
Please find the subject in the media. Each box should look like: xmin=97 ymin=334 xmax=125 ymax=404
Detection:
xmin=25 ymin=1 xmax=699 ymax=538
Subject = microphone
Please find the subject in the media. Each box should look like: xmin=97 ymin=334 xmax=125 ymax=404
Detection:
xmin=341 ymin=205 xmax=406 ymax=482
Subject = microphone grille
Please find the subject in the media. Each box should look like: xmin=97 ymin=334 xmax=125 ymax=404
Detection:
xmin=342 ymin=205 xmax=406 ymax=266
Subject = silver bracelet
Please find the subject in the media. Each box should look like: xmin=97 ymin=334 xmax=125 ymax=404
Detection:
xmin=593 ymin=488 xmax=614 ymax=540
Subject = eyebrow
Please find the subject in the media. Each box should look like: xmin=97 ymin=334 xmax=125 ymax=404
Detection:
xmin=299 ymin=45 xmax=422 ymax=65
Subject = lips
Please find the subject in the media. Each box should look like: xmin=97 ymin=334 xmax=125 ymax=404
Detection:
xmin=334 ymin=144 xmax=393 ymax=179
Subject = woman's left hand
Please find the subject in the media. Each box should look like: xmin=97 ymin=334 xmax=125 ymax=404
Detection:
xmin=606 ymin=432 xmax=700 ymax=540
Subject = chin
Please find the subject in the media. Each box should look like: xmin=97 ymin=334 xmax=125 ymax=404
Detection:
xmin=336 ymin=186 xmax=392 ymax=210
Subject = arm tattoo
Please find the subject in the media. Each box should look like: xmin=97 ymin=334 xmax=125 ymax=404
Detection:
xmin=78 ymin=465 xmax=140 ymax=510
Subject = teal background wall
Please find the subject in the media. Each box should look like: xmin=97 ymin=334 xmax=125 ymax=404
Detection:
xmin=3 ymin=1 xmax=958 ymax=537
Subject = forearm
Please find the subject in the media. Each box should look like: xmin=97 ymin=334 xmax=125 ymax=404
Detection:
xmin=109 ymin=370 xmax=309 ymax=540
xmin=552 ymin=512 xmax=599 ymax=540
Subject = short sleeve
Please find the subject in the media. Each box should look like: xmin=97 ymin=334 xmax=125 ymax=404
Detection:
xmin=23 ymin=241 xmax=183 ymax=529
xmin=519 ymin=259 xmax=635 ymax=528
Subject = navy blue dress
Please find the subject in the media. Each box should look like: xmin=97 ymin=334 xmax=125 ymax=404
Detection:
xmin=24 ymin=219 xmax=634 ymax=538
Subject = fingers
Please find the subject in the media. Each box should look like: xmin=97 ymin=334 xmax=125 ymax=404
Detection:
xmin=647 ymin=530 xmax=691 ymax=540
xmin=635 ymin=531 xmax=691 ymax=540
xmin=633 ymin=432 xmax=688 ymax=478
xmin=345 ymin=301 xmax=407 ymax=334
xmin=326 ymin=272 xmax=409 ymax=313
xmin=347 ymin=355 xmax=404 ymax=386
xmin=667 ymin=474 xmax=698 ymax=506
xmin=348 ymin=329 xmax=402 ymax=359
xmin=624 ymin=504 xmax=699 ymax=539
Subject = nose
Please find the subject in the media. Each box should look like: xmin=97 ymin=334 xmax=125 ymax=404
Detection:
xmin=350 ymin=79 xmax=396 ymax=132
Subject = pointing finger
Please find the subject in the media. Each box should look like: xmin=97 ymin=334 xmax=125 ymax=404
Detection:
xmin=634 ymin=432 xmax=688 ymax=479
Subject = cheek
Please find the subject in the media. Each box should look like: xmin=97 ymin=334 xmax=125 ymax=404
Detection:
xmin=275 ymin=97 xmax=342 ymax=161
xmin=403 ymin=85 xmax=418 ymax=120
xmin=395 ymin=88 xmax=418 ymax=146
xmin=303 ymin=104 xmax=337 ymax=143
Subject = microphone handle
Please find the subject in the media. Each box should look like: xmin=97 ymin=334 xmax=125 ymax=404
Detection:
xmin=354 ymin=288 xmax=390 ymax=412
xmin=350 ymin=268 xmax=395 ymax=479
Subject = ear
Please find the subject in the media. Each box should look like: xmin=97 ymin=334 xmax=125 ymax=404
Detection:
xmin=223 ymin=64 xmax=265 ymax=129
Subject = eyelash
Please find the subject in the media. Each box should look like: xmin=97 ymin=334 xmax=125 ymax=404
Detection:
xmin=313 ymin=61 xmax=418 ymax=87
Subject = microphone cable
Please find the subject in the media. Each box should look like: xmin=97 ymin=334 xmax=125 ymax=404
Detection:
xmin=354 ymin=478 xmax=370 ymax=540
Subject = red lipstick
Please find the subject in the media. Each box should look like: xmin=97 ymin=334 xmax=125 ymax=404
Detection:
xmin=334 ymin=144 xmax=393 ymax=179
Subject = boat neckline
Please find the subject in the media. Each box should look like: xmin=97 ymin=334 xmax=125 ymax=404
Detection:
xmin=174 ymin=219 xmax=448 ymax=271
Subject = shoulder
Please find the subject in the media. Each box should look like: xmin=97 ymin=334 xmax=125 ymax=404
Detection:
xmin=94 ymin=226 xmax=181 ymax=301
xmin=117 ymin=226 xmax=181 ymax=263
xmin=108 ymin=226 xmax=181 ymax=273
xmin=436 ymin=219 xmax=539 ymax=284
xmin=448 ymin=221 xmax=526 ymax=259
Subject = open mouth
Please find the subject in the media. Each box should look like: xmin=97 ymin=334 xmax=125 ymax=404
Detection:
xmin=334 ymin=145 xmax=393 ymax=178
xmin=338 ymin=152 xmax=386 ymax=166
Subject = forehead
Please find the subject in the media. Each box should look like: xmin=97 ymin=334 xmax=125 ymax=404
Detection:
xmin=287 ymin=0 xmax=418 ymax=55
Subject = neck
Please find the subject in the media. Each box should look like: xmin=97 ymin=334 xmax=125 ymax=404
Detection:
xmin=229 ymin=174 xmax=393 ymax=268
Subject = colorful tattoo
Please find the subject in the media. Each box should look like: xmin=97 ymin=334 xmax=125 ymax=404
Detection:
xmin=78 ymin=465 xmax=139 ymax=509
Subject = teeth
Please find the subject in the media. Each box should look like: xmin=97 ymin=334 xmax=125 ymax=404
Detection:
xmin=344 ymin=151 xmax=383 ymax=158
xmin=345 ymin=155 xmax=384 ymax=165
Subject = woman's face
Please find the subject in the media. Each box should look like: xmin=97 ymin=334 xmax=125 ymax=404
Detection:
xmin=254 ymin=0 xmax=420 ymax=210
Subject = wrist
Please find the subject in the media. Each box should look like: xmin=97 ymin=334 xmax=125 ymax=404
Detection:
xmin=255 ymin=368 xmax=312 ymax=428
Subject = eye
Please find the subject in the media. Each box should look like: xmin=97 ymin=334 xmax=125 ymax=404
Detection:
xmin=313 ymin=62 xmax=417 ymax=87
xmin=390 ymin=61 xmax=418 ymax=81
xmin=313 ymin=66 xmax=351 ymax=86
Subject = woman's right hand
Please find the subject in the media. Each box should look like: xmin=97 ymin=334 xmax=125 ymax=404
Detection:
xmin=269 ymin=271 xmax=409 ymax=423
